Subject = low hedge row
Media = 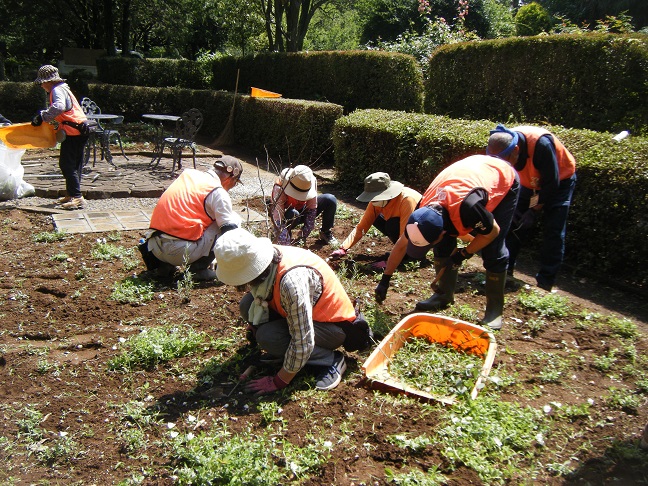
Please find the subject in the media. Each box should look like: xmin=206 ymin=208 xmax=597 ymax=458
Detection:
xmin=0 ymin=81 xmax=342 ymax=166
xmin=426 ymin=34 xmax=648 ymax=136
xmin=332 ymin=109 xmax=648 ymax=290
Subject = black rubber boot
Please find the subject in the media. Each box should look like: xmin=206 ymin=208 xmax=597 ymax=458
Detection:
xmin=480 ymin=271 xmax=506 ymax=330
xmin=415 ymin=258 xmax=458 ymax=311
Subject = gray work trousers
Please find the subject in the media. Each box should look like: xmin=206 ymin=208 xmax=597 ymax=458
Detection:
xmin=240 ymin=292 xmax=345 ymax=367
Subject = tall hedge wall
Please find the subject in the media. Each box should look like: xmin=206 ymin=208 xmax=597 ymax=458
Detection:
xmin=210 ymin=51 xmax=424 ymax=113
xmin=425 ymin=34 xmax=648 ymax=136
xmin=96 ymin=57 xmax=209 ymax=89
xmin=332 ymin=109 xmax=648 ymax=290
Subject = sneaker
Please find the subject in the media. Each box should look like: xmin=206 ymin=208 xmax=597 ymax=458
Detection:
xmin=61 ymin=197 xmax=86 ymax=210
xmin=314 ymin=351 xmax=346 ymax=391
xmin=56 ymin=195 xmax=72 ymax=204
xmin=318 ymin=231 xmax=338 ymax=245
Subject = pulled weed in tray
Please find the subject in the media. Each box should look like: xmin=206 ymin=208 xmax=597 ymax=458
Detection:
xmin=389 ymin=337 xmax=483 ymax=397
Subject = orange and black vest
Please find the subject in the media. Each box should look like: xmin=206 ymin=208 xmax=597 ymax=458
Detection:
xmin=513 ymin=126 xmax=576 ymax=190
xmin=150 ymin=169 xmax=220 ymax=241
xmin=270 ymin=246 xmax=356 ymax=323
xmin=420 ymin=155 xmax=517 ymax=236
xmin=50 ymin=84 xmax=86 ymax=136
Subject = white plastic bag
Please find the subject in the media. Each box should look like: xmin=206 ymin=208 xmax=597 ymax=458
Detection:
xmin=0 ymin=142 xmax=35 ymax=200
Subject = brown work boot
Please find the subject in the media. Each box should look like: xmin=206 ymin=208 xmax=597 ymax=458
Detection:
xmin=61 ymin=197 xmax=86 ymax=210
xmin=56 ymin=195 xmax=72 ymax=204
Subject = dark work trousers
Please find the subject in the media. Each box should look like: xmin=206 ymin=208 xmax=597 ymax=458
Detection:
xmin=59 ymin=134 xmax=88 ymax=198
xmin=434 ymin=177 xmax=520 ymax=274
xmin=372 ymin=215 xmax=401 ymax=244
xmin=284 ymin=193 xmax=337 ymax=235
xmin=506 ymin=174 xmax=576 ymax=287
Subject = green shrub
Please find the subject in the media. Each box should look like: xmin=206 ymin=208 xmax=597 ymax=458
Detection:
xmin=0 ymin=81 xmax=47 ymax=122
xmin=425 ymin=34 xmax=648 ymax=135
xmin=515 ymin=2 xmax=552 ymax=36
xmin=210 ymin=50 xmax=424 ymax=113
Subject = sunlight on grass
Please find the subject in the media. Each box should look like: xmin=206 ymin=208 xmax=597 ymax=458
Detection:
xmin=108 ymin=325 xmax=206 ymax=371
xmin=518 ymin=290 xmax=571 ymax=317
xmin=110 ymin=275 xmax=155 ymax=305
xmin=434 ymin=396 xmax=548 ymax=483
xmin=91 ymin=241 xmax=134 ymax=260
xmin=169 ymin=422 xmax=330 ymax=485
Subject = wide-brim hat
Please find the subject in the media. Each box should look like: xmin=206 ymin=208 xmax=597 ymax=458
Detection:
xmin=356 ymin=172 xmax=404 ymax=203
xmin=282 ymin=165 xmax=317 ymax=201
xmin=214 ymin=228 xmax=275 ymax=286
xmin=34 ymin=65 xmax=65 ymax=84
xmin=405 ymin=206 xmax=444 ymax=260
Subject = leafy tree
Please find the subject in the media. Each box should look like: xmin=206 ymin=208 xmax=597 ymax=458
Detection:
xmin=515 ymin=1 xmax=552 ymax=36
xmin=537 ymin=0 xmax=647 ymax=30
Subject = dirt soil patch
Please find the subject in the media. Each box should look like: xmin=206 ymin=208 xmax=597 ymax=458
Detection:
xmin=0 ymin=186 xmax=647 ymax=485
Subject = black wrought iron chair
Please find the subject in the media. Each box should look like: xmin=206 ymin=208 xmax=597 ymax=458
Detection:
xmin=80 ymin=97 xmax=129 ymax=168
xmin=153 ymin=108 xmax=203 ymax=176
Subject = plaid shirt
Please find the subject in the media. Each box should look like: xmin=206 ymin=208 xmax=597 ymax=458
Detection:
xmin=278 ymin=266 xmax=323 ymax=373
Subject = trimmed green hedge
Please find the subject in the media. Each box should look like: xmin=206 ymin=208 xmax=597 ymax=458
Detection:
xmin=211 ymin=51 xmax=424 ymax=113
xmin=332 ymin=109 xmax=648 ymax=289
xmin=0 ymin=82 xmax=342 ymax=166
xmin=426 ymin=34 xmax=648 ymax=136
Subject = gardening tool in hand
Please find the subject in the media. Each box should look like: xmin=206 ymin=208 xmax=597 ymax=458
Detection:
xmin=227 ymin=365 xmax=257 ymax=397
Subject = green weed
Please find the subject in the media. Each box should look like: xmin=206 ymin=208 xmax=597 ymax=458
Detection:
xmin=51 ymin=252 xmax=69 ymax=262
xmin=592 ymin=348 xmax=618 ymax=372
xmin=91 ymin=241 xmax=134 ymax=260
xmin=170 ymin=423 xmax=329 ymax=484
xmin=518 ymin=290 xmax=571 ymax=317
xmin=385 ymin=466 xmax=448 ymax=485
xmin=434 ymin=396 xmax=547 ymax=483
xmin=443 ymin=304 xmax=479 ymax=322
xmin=107 ymin=325 xmax=206 ymax=371
xmin=110 ymin=275 xmax=155 ymax=305
xmin=32 ymin=231 xmax=70 ymax=243
xmin=387 ymin=433 xmax=433 ymax=452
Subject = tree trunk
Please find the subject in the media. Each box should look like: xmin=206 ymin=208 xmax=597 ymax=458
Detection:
xmin=120 ymin=0 xmax=131 ymax=56
xmin=104 ymin=0 xmax=117 ymax=55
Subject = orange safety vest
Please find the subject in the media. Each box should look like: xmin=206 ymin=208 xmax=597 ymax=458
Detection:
xmin=150 ymin=169 xmax=220 ymax=241
xmin=420 ymin=155 xmax=517 ymax=236
xmin=513 ymin=126 xmax=576 ymax=190
xmin=270 ymin=246 xmax=357 ymax=323
xmin=50 ymin=84 xmax=86 ymax=136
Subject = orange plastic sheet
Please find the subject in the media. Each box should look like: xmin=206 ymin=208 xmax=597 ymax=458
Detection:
xmin=250 ymin=87 xmax=282 ymax=98
xmin=0 ymin=122 xmax=57 ymax=149
xmin=362 ymin=313 xmax=497 ymax=404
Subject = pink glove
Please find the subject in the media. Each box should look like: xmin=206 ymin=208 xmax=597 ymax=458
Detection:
xmin=244 ymin=375 xmax=288 ymax=395
xmin=371 ymin=260 xmax=387 ymax=270
xmin=330 ymin=248 xmax=347 ymax=259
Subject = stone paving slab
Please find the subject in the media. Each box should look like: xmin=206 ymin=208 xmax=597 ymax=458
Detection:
xmin=51 ymin=207 xmax=266 ymax=234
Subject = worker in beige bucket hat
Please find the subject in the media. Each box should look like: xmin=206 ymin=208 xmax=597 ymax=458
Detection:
xmin=31 ymin=64 xmax=88 ymax=210
xmin=271 ymin=164 xmax=338 ymax=246
xmin=330 ymin=172 xmax=422 ymax=269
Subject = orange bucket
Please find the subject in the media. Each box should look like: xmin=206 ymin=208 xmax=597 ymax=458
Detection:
xmin=250 ymin=87 xmax=282 ymax=98
xmin=0 ymin=122 xmax=57 ymax=149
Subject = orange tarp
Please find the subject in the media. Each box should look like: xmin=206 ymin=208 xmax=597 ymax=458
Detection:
xmin=0 ymin=122 xmax=57 ymax=149
xmin=250 ymin=87 xmax=282 ymax=98
xmin=362 ymin=313 xmax=497 ymax=404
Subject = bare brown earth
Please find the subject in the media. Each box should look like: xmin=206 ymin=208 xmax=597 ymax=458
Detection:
xmin=0 ymin=177 xmax=647 ymax=485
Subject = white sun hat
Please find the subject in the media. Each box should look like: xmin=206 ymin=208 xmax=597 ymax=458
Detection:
xmin=214 ymin=228 xmax=275 ymax=286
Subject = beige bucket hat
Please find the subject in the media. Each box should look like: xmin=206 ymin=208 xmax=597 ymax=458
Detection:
xmin=356 ymin=172 xmax=404 ymax=203
xmin=34 ymin=65 xmax=66 ymax=84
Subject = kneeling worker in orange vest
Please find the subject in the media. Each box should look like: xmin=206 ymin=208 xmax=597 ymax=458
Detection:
xmin=214 ymin=228 xmax=372 ymax=394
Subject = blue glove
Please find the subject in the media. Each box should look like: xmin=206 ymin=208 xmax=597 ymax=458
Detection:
xmin=31 ymin=113 xmax=43 ymax=126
